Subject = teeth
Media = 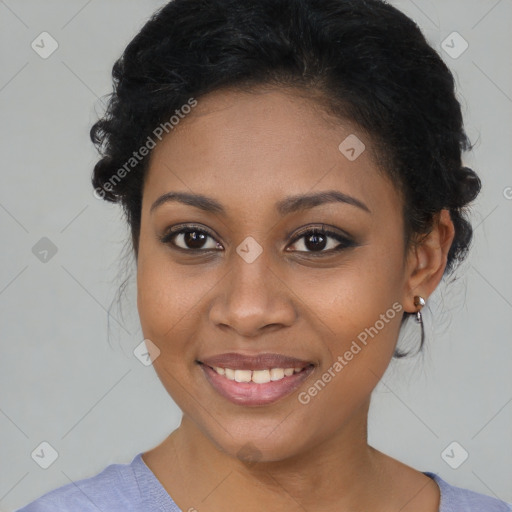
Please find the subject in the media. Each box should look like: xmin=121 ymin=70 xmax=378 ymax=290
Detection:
xmin=234 ymin=369 xmax=252 ymax=383
xmin=212 ymin=366 xmax=305 ymax=383
xmin=270 ymin=368 xmax=284 ymax=381
xmin=252 ymin=370 xmax=271 ymax=384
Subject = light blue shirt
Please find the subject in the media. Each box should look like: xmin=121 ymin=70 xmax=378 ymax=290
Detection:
xmin=14 ymin=452 xmax=512 ymax=511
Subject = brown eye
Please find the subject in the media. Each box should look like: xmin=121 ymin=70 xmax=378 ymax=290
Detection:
xmin=288 ymin=227 xmax=356 ymax=255
xmin=161 ymin=225 xmax=222 ymax=251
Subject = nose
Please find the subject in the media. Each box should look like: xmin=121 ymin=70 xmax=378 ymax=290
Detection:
xmin=208 ymin=249 xmax=297 ymax=337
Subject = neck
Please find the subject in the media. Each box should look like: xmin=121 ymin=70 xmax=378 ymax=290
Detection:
xmin=153 ymin=400 xmax=391 ymax=511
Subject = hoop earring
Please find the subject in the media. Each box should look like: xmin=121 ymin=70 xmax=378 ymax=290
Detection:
xmin=414 ymin=295 xmax=426 ymax=348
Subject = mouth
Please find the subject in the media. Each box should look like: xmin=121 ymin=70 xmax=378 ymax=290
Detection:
xmin=197 ymin=353 xmax=315 ymax=406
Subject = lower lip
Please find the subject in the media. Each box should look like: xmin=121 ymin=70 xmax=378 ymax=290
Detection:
xmin=200 ymin=364 xmax=314 ymax=406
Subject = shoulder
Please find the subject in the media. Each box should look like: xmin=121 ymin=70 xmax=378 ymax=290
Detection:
xmin=424 ymin=472 xmax=512 ymax=512
xmin=13 ymin=454 xmax=143 ymax=511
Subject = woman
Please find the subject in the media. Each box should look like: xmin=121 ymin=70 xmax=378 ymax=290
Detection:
xmin=16 ymin=0 xmax=511 ymax=510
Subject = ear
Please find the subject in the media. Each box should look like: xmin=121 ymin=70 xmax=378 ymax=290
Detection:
xmin=403 ymin=209 xmax=455 ymax=313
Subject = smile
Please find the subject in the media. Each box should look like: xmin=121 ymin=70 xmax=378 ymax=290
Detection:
xmin=197 ymin=353 xmax=315 ymax=406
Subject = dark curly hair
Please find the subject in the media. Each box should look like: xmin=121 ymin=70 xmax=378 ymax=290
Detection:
xmin=90 ymin=0 xmax=481 ymax=357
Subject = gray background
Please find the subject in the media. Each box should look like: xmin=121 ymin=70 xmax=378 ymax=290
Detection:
xmin=1 ymin=0 xmax=511 ymax=509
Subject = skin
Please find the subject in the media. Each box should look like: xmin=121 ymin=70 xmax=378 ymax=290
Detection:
xmin=136 ymin=86 xmax=455 ymax=512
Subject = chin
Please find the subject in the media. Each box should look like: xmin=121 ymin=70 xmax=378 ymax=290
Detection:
xmin=199 ymin=414 xmax=318 ymax=465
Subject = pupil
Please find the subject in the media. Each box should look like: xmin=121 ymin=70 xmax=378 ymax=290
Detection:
xmin=305 ymin=232 xmax=326 ymax=251
xmin=185 ymin=231 xmax=207 ymax=249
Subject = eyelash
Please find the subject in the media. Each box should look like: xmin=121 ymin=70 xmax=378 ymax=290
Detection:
xmin=160 ymin=223 xmax=357 ymax=257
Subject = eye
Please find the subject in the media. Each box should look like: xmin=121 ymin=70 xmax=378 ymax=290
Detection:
xmin=160 ymin=224 xmax=223 ymax=252
xmin=287 ymin=225 xmax=356 ymax=255
xmin=160 ymin=223 xmax=356 ymax=255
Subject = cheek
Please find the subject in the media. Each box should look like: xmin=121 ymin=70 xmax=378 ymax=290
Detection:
xmin=296 ymin=240 xmax=405 ymax=342
xmin=136 ymin=259 xmax=207 ymax=411
xmin=136 ymin=225 xmax=200 ymax=333
xmin=298 ymin=241 xmax=406 ymax=393
xmin=292 ymin=272 xmax=404 ymax=443
xmin=136 ymin=245 xmax=194 ymax=356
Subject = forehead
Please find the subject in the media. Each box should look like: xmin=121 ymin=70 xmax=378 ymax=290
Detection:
xmin=143 ymin=87 xmax=398 ymax=219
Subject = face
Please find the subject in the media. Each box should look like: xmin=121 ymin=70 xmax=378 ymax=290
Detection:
xmin=136 ymin=86 xmax=413 ymax=462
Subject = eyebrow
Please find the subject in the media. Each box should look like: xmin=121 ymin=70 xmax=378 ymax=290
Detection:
xmin=150 ymin=190 xmax=371 ymax=216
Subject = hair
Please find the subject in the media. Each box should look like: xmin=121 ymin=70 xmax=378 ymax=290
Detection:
xmin=90 ymin=0 xmax=481 ymax=358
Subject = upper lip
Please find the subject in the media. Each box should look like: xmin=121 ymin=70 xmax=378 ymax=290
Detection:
xmin=199 ymin=352 xmax=313 ymax=370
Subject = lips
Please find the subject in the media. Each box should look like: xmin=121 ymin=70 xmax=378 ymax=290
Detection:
xmin=198 ymin=353 xmax=315 ymax=406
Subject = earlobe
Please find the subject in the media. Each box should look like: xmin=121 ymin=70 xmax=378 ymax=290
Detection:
xmin=403 ymin=209 xmax=455 ymax=313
